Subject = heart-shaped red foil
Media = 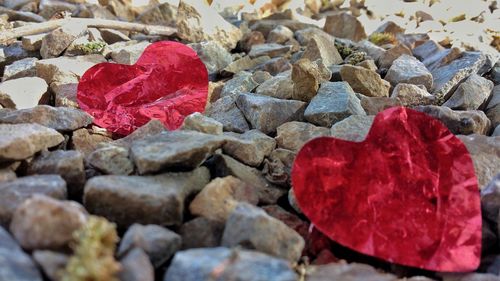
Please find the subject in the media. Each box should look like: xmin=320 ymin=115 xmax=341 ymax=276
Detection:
xmin=77 ymin=41 xmax=208 ymax=136
xmin=292 ymin=107 xmax=481 ymax=272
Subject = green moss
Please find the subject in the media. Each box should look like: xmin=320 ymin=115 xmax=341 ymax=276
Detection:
xmin=345 ymin=51 xmax=367 ymax=65
xmin=368 ymin=32 xmax=397 ymax=46
xmin=335 ymin=42 xmax=353 ymax=59
xmin=61 ymin=216 xmax=120 ymax=281
xmin=76 ymin=41 xmax=106 ymax=55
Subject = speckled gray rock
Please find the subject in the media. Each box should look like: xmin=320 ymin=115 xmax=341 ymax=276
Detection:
xmin=304 ymin=82 xmax=365 ymax=127
xmin=255 ymin=73 xmax=294 ymax=99
xmin=206 ymin=95 xmax=250 ymax=133
xmin=179 ymin=217 xmax=225 ymax=249
xmin=2 ymin=57 xmax=38 ymax=81
xmin=0 ymin=175 xmax=66 ymax=227
xmin=385 ymin=54 xmax=433 ymax=90
xmin=118 ymin=248 xmax=154 ymax=281
xmin=10 ymin=195 xmax=87 ymax=251
xmin=84 ymin=167 xmax=210 ymax=228
xmin=323 ymin=12 xmax=366 ymax=42
xmin=222 ymin=203 xmax=304 ymax=261
xmin=118 ymin=224 xmax=181 ymax=268
xmin=0 ymin=105 xmax=92 ymax=132
xmin=32 ymin=250 xmax=68 ymax=281
xmin=189 ymin=41 xmax=232 ymax=77
xmin=222 ymin=130 xmax=276 ymax=167
xmin=330 ymin=115 xmax=375 ymax=142
xmin=443 ymin=74 xmax=494 ymax=110
xmin=181 ymin=112 xmax=223 ymax=135
xmin=87 ymin=145 xmax=134 ymax=175
xmin=0 ymin=226 xmax=43 ymax=281
xmin=301 ymin=35 xmax=343 ymax=66
xmin=306 ymin=262 xmax=397 ymax=281
xmin=249 ymin=43 xmax=292 ymax=58
xmin=415 ymin=105 xmax=491 ymax=135
xmin=340 ymin=64 xmax=390 ymax=97
xmin=130 ymin=130 xmax=225 ymax=174
xmin=236 ymin=93 xmax=306 ymax=135
xmin=0 ymin=123 xmax=64 ymax=161
xmin=275 ymin=121 xmax=331 ymax=152
xmin=220 ymin=71 xmax=258 ymax=98
xmin=391 ymin=83 xmax=434 ymax=107
xmin=164 ymin=247 xmax=297 ymax=281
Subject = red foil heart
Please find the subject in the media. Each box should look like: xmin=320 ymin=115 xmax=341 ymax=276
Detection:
xmin=292 ymin=106 xmax=481 ymax=272
xmin=77 ymin=41 xmax=208 ymax=136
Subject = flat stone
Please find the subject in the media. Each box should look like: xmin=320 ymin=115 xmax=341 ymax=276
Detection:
xmin=164 ymin=247 xmax=297 ymax=281
xmin=83 ymin=167 xmax=210 ymax=228
xmin=99 ymin=28 xmax=130 ymax=44
xmin=222 ymin=130 xmax=276 ymax=167
xmin=292 ymin=58 xmax=332 ymax=102
xmin=222 ymin=56 xmax=270 ymax=75
xmin=236 ymin=93 xmax=307 ymax=135
xmin=457 ymin=134 xmax=500 ymax=190
xmin=87 ymin=145 xmax=134 ymax=175
xmin=267 ymin=25 xmax=294 ymax=44
xmin=40 ymin=23 xmax=86 ymax=59
xmin=181 ymin=112 xmax=223 ymax=135
xmin=413 ymin=40 xmax=446 ymax=65
xmin=0 ymin=175 xmax=66 ymax=227
xmin=118 ymin=224 xmax=181 ymax=268
xmin=275 ymin=122 xmax=331 ymax=152
xmin=1 ymin=42 xmax=38 ymax=75
xmin=263 ymin=148 xmax=296 ymax=187
xmin=0 ymin=105 xmax=92 ymax=132
xmin=110 ymin=119 xmax=166 ymax=149
xmin=255 ymin=57 xmax=291 ymax=76
xmin=358 ymin=95 xmax=402 ymax=114
xmin=306 ymin=262 xmax=397 ymax=281
xmin=378 ymin=44 xmax=413 ymax=69
xmin=36 ymin=55 xmax=106 ymax=85
xmin=323 ymin=12 xmax=367 ymax=42
xmin=189 ymin=41 xmax=232 ymax=77
xmin=2 ymin=57 xmax=38 ymax=81
xmin=70 ymin=128 xmax=112 ymax=158
xmin=179 ymin=217 xmax=224 ymax=250
xmin=130 ymin=130 xmax=225 ymax=174
xmin=486 ymin=85 xmax=500 ymax=111
xmin=0 ymin=77 xmax=48 ymax=109
xmin=32 ymin=250 xmax=68 ymax=281
xmin=255 ymin=73 xmax=293 ymax=99
xmin=176 ymin=0 xmax=241 ymax=51
xmin=301 ymin=35 xmax=343 ymax=66
xmin=189 ymin=176 xmax=259 ymax=222
xmin=118 ymin=248 xmax=154 ymax=281
xmin=10 ymin=195 xmax=87 ymax=251
xmin=110 ymin=41 xmax=150 ymax=64
xmin=220 ymin=71 xmax=258 ymax=98
xmin=295 ymin=27 xmax=335 ymax=46
xmin=206 ymin=95 xmax=249 ymax=133
xmin=340 ymin=64 xmax=390 ymax=97
xmin=330 ymin=115 xmax=375 ymax=142
xmin=22 ymin=34 xmax=46 ymax=51
xmin=385 ymin=54 xmax=433 ymax=90
xmin=222 ymin=203 xmax=304 ymax=261
xmin=249 ymin=43 xmax=292 ymax=59
xmin=391 ymin=83 xmax=435 ymax=107
xmin=443 ymin=74 xmax=494 ymax=110
xmin=304 ymin=82 xmax=366 ymax=127
xmin=0 ymin=226 xmax=43 ymax=281
xmin=0 ymin=123 xmax=64 ymax=162
xmin=415 ymin=105 xmax=491 ymax=135
xmin=211 ymin=154 xmax=287 ymax=205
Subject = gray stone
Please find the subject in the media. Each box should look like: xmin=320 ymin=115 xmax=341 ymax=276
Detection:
xmin=222 ymin=56 xmax=270 ymax=75
xmin=0 ymin=226 xmax=43 ymax=281
xmin=181 ymin=112 xmax=223 ymax=135
xmin=486 ymin=85 xmax=500 ymax=111
xmin=87 ymin=145 xmax=134 ymax=175
xmin=189 ymin=41 xmax=232 ymax=77
xmin=251 ymin=19 xmax=314 ymax=37
xmin=70 ymin=128 xmax=112 ymax=158
xmin=222 ymin=130 xmax=276 ymax=167
xmin=378 ymin=44 xmax=413 ymax=69
xmin=251 ymin=71 xmax=272 ymax=84
xmin=292 ymin=58 xmax=332 ymax=102
xmin=356 ymin=40 xmax=386 ymax=62
xmin=249 ymin=43 xmax=292 ymax=59
xmin=130 ymin=130 xmax=225 ymax=174
xmin=0 ymin=175 xmax=66 ymax=227
xmin=164 ymin=247 xmax=297 ymax=281
xmin=110 ymin=41 xmax=150 ymax=64
xmin=490 ymin=66 xmax=500 ymax=85
xmin=136 ymin=2 xmax=176 ymax=26
xmin=110 ymin=119 xmax=166 ymax=149
xmin=179 ymin=217 xmax=224 ymax=250
xmin=222 ymin=203 xmax=304 ymax=261
xmin=255 ymin=74 xmax=294 ymax=99
xmin=1 ymin=42 xmax=38 ymax=74
xmin=118 ymin=224 xmax=181 ymax=268
xmin=301 ymin=35 xmax=343 ymax=66
xmin=415 ymin=105 xmax=491 ymax=135
xmin=0 ymin=123 xmax=64 ymax=162
xmin=267 ymin=25 xmax=294 ymax=44
xmin=330 ymin=115 xmax=375 ymax=142
xmin=2 ymin=57 xmax=37 ymax=82
xmin=295 ymin=27 xmax=334 ymax=46
xmin=340 ymin=64 xmax=391 ymax=97
xmin=385 ymin=54 xmax=433 ymax=90
xmin=263 ymin=149 xmax=296 ymax=187
xmin=413 ymin=40 xmax=445 ymax=63
xmin=206 ymin=95 xmax=249 ymax=133
xmin=441 ymin=273 xmax=500 ymax=281
xmin=391 ymin=83 xmax=435 ymax=107
xmin=220 ymin=71 xmax=258 ymax=98
xmin=0 ymin=105 xmax=92 ymax=132
xmin=358 ymin=95 xmax=403 ymax=115
xmin=306 ymin=262 xmax=397 ymax=281
xmin=236 ymin=93 xmax=306 ymax=135
xmin=356 ymin=59 xmax=378 ymax=72
xmin=38 ymin=0 xmax=79 ymax=20
xmin=0 ymin=77 xmax=48 ymax=109
xmin=21 ymin=34 xmax=46 ymax=51
xmin=118 ymin=248 xmax=154 ymax=281
xmin=275 ymin=122 xmax=330 ymax=152
xmin=36 ymin=55 xmax=106 ymax=85
xmin=83 ymin=167 xmax=210 ymax=228
xmin=443 ymin=74 xmax=494 ymax=110
xmin=10 ymin=195 xmax=87 ymax=251
xmin=189 ymin=176 xmax=259 ymax=222
xmin=99 ymin=28 xmax=130 ymax=44
xmin=32 ymin=250 xmax=68 ymax=281
xmin=494 ymin=125 xmax=500 ymax=136
xmin=304 ymin=82 xmax=366 ymax=127
xmin=40 ymin=23 xmax=86 ymax=59
xmin=323 ymin=12 xmax=367 ymax=42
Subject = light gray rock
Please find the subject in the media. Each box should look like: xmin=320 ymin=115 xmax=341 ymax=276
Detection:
xmin=323 ymin=12 xmax=367 ymax=42
xmin=385 ymin=54 xmax=433 ymax=90
xmin=189 ymin=41 xmax=232 ymax=77
xmin=110 ymin=41 xmax=150 ymax=64
xmin=295 ymin=27 xmax=334 ymax=46
xmin=358 ymin=95 xmax=402 ymax=115
xmin=136 ymin=2 xmax=176 ymax=26
xmin=443 ymin=74 xmax=494 ymax=110
xmin=275 ymin=122 xmax=330 ymax=152
xmin=32 ymin=250 xmax=68 ymax=281
xmin=493 ymin=125 xmax=500 ymax=136
xmin=222 ymin=130 xmax=276 ymax=167
xmin=87 ymin=145 xmax=134 ymax=175
xmin=2 ymin=57 xmax=38 ymax=81
xmin=340 ymin=64 xmax=390 ymax=97
xmin=301 ymin=35 xmax=343 ymax=66
xmin=356 ymin=40 xmax=386 ymax=62
xmin=222 ymin=203 xmax=304 ymax=261
xmin=40 ymin=23 xmax=86 ymax=59
xmin=0 ymin=77 xmax=48 ymax=109
xmin=267 ymin=25 xmax=294 ymax=44
xmin=110 ymin=119 xmax=166 ymax=149
xmin=1 ymin=42 xmax=38 ymax=72
xmin=181 ymin=112 xmax=223 ymax=135
xmin=304 ymin=82 xmax=366 ymax=127
xmin=249 ymin=43 xmax=292 ymax=59
xmin=330 ymin=115 xmax=375 ymax=142
xmin=391 ymin=83 xmax=435 ymax=107
xmin=83 ymin=167 xmax=210 ymax=228
xmin=36 ymin=55 xmax=106 ymax=85
xmin=255 ymin=74 xmax=294 ymax=99
xmin=220 ymin=71 xmax=258 ymax=98
xmin=415 ymin=105 xmax=491 ymax=135
xmin=223 ymin=55 xmax=270 ymax=75
xmin=206 ymin=95 xmax=250 ymax=133
xmin=22 ymin=34 xmax=46 ymax=51
xmin=118 ymin=248 xmax=154 ymax=281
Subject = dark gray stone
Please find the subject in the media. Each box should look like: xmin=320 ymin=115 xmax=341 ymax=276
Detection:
xmin=248 ymin=43 xmax=292 ymax=58
xmin=206 ymin=95 xmax=250 ymax=133
xmin=179 ymin=217 xmax=225 ymax=250
xmin=2 ymin=57 xmax=38 ymax=82
xmin=415 ymin=105 xmax=491 ymax=135
xmin=118 ymin=248 xmax=154 ymax=281
xmin=222 ymin=130 xmax=276 ymax=167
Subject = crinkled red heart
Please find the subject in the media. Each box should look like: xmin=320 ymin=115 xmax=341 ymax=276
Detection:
xmin=292 ymin=106 xmax=481 ymax=272
xmin=77 ymin=41 xmax=208 ymax=136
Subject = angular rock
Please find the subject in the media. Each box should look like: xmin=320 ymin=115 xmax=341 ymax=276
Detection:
xmin=176 ymin=0 xmax=242 ymax=51
xmin=340 ymin=64 xmax=390 ymax=97
xmin=83 ymin=167 xmax=210 ymax=228
xmin=70 ymin=127 xmax=112 ymax=157
xmin=40 ymin=23 xmax=86 ymax=59
xmin=304 ymin=82 xmax=366 ymax=127
xmin=206 ymin=95 xmax=249 ymax=133
xmin=292 ymin=58 xmax=332 ymax=102
xmin=220 ymin=71 xmax=258 ymax=97
xmin=110 ymin=119 xmax=166 ymax=149
xmin=164 ymin=247 xmax=297 ymax=281
xmin=373 ymin=21 xmax=405 ymax=35
xmin=262 ymin=149 xmax=296 ymax=187
xmin=118 ymin=248 xmax=154 ymax=281
xmin=240 ymin=31 xmax=266 ymax=53
xmin=222 ymin=55 xmax=270 ymax=75
xmin=222 ymin=130 xmax=276 ymax=167
xmin=179 ymin=217 xmax=224 ymax=250
xmin=330 ymin=115 xmax=375 ymax=142
xmin=99 ymin=28 xmax=130 ymax=44
xmin=0 ymin=123 xmax=64 ymax=161
xmin=256 ymin=57 xmax=292 ymax=76
xmin=181 ymin=112 xmax=223 ymax=135
xmin=21 ymin=34 xmax=45 ymax=52
xmin=255 ymin=73 xmax=294 ymax=99
xmin=130 ymin=130 xmax=225 ymax=174
xmin=443 ymin=74 xmax=494 ymax=110
xmin=358 ymin=95 xmax=402 ymax=114
xmin=249 ymin=43 xmax=292 ymax=59
xmin=189 ymin=41 xmax=232 ymax=77
xmin=323 ymin=13 xmax=367 ymax=42
xmin=136 ymin=2 xmax=176 ymax=26
xmin=36 ymin=55 xmax=106 ymax=85
xmin=222 ymin=203 xmax=304 ymax=261
xmin=275 ymin=122 xmax=331 ymax=152
xmin=236 ymin=93 xmax=306 ymax=135
xmin=110 ymin=41 xmax=150 ymax=64
xmin=87 ymin=145 xmax=134 ymax=175
xmin=0 ymin=105 xmax=92 ymax=132
xmin=0 ymin=77 xmax=48 ymax=109
xmin=301 ymin=35 xmax=343 ymax=66
xmin=118 ymin=224 xmax=181 ymax=268
xmin=0 ymin=226 xmax=43 ymax=281
xmin=295 ymin=27 xmax=334 ymax=46
xmin=0 ymin=42 xmax=38 ymax=74
xmin=32 ymin=250 xmax=68 ymax=281
xmin=267 ymin=25 xmax=294 ymax=44
xmin=2 ymin=57 xmax=37 ymax=81
xmin=391 ymin=83 xmax=435 ymax=107
xmin=356 ymin=59 xmax=378 ymax=72
xmin=306 ymin=262 xmax=397 ymax=281
xmin=494 ymin=125 xmax=500 ymax=137
xmin=189 ymin=176 xmax=259 ymax=222
xmin=385 ymin=54 xmax=433 ymax=90
xmin=415 ymin=105 xmax=491 ymax=135
xmin=356 ymin=40 xmax=386 ymax=62
xmin=10 ymin=195 xmax=87 ymax=251
xmin=378 ymin=44 xmax=413 ymax=69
